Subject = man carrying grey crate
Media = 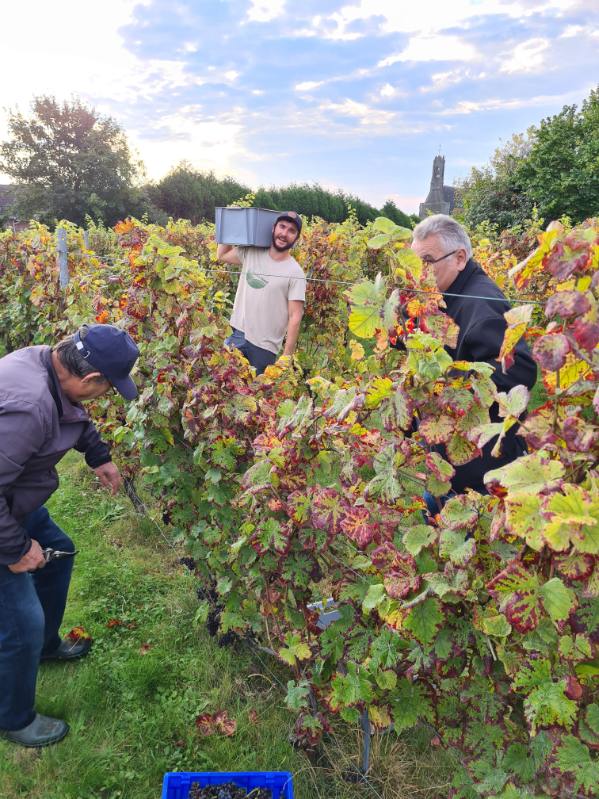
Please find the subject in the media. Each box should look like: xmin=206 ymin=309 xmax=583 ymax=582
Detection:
xmin=216 ymin=211 xmax=306 ymax=374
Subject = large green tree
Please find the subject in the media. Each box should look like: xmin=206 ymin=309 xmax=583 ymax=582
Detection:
xmin=457 ymin=133 xmax=534 ymax=230
xmin=0 ymin=96 xmax=144 ymax=226
xmin=458 ymin=87 xmax=599 ymax=229
xmin=516 ymin=88 xmax=599 ymax=222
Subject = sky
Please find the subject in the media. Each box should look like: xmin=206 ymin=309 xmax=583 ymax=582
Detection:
xmin=0 ymin=0 xmax=597 ymax=213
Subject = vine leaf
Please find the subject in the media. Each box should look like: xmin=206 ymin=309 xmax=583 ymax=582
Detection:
xmin=439 ymin=529 xmax=476 ymax=566
xmin=544 ymin=485 xmax=599 ymax=553
xmin=499 ymin=303 xmax=534 ymax=371
xmin=404 ymin=525 xmax=437 ymax=556
xmin=538 ymin=578 xmax=575 ymax=622
xmin=404 ymin=597 xmax=444 ymax=645
xmin=279 ymin=633 xmax=311 ymax=666
xmin=556 ymin=735 xmax=599 ymax=793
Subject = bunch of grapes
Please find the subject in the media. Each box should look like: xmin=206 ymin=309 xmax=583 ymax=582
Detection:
xmin=188 ymin=783 xmax=271 ymax=799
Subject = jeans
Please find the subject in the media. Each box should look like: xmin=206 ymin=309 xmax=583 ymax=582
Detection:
xmin=0 ymin=507 xmax=74 ymax=730
xmin=225 ymin=328 xmax=277 ymax=375
xmin=423 ymin=490 xmax=457 ymax=517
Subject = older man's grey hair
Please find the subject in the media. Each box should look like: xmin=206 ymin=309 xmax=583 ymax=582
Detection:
xmin=413 ymin=214 xmax=473 ymax=260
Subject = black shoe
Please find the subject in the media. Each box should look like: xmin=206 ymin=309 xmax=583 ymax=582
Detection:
xmin=41 ymin=637 xmax=92 ymax=662
xmin=0 ymin=713 xmax=69 ymax=747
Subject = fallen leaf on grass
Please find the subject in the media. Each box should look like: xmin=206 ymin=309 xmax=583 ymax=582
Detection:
xmin=106 ymin=618 xmax=137 ymax=629
xmin=66 ymin=626 xmax=92 ymax=642
xmin=195 ymin=710 xmax=237 ymax=737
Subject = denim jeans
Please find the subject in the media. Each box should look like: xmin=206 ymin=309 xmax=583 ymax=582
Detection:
xmin=0 ymin=507 xmax=74 ymax=730
xmin=225 ymin=328 xmax=277 ymax=375
xmin=423 ymin=490 xmax=452 ymax=517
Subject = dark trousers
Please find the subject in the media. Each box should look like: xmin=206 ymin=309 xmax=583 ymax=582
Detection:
xmin=0 ymin=507 xmax=74 ymax=730
xmin=225 ymin=328 xmax=277 ymax=375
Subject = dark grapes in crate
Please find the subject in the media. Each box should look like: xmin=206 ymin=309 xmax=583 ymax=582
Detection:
xmin=188 ymin=782 xmax=271 ymax=799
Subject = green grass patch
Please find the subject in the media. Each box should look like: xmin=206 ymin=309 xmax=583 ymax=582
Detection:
xmin=0 ymin=454 xmax=451 ymax=799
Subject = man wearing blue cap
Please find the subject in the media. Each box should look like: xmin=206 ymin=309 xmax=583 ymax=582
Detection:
xmin=0 ymin=324 xmax=139 ymax=748
xmin=217 ymin=211 xmax=306 ymax=374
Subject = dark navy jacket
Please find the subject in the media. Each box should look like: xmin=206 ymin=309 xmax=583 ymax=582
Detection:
xmin=441 ymin=258 xmax=537 ymax=493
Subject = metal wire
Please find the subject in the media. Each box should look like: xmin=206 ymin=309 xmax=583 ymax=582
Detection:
xmin=93 ymin=254 xmax=544 ymax=307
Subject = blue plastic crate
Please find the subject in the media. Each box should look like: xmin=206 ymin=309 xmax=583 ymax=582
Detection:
xmin=161 ymin=771 xmax=294 ymax=799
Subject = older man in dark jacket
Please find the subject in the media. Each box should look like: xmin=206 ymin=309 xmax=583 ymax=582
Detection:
xmin=411 ymin=215 xmax=537 ymax=504
xmin=0 ymin=324 xmax=139 ymax=747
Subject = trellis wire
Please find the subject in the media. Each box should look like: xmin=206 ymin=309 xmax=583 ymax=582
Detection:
xmin=91 ymin=253 xmax=544 ymax=307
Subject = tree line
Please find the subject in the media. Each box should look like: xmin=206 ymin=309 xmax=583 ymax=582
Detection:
xmin=3 ymin=90 xmax=596 ymax=233
xmin=0 ymin=96 xmax=415 ymax=230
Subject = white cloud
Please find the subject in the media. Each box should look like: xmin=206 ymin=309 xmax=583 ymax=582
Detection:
xmin=560 ymin=23 xmax=599 ymax=39
xmin=380 ymin=83 xmax=397 ymax=98
xmin=437 ymin=87 xmax=592 ymax=116
xmin=319 ymin=99 xmax=396 ymax=126
xmin=133 ymin=108 xmax=248 ymax=180
xmin=378 ymin=35 xmax=478 ymax=66
xmin=375 ymin=82 xmax=409 ymax=101
xmin=420 ymin=68 xmax=487 ymax=93
xmin=295 ymin=80 xmax=326 ymax=92
xmin=499 ymin=37 xmax=550 ymax=74
xmin=438 ymin=98 xmax=522 ymax=115
xmin=305 ymin=1 xmax=581 ymax=40
xmin=0 ymin=0 xmax=201 ymax=111
xmin=224 ymin=70 xmax=241 ymax=82
xmin=247 ymin=0 xmax=284 ymax=23
xmin=560 ymin=24 xmax=584 ymax=37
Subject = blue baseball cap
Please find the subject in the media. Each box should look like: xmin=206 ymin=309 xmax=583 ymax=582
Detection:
xmin=73 ymin=324 xmax=140 ymax=400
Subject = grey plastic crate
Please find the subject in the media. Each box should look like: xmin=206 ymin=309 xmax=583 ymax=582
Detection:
xmin=307 ymin=599 xmax=342 ymax=630
xmin=215 ymin=206 xmax=280 ymax=247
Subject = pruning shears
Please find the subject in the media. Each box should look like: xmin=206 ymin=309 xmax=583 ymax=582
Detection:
xmin=42 ymin=547 xmax=79 ymax=563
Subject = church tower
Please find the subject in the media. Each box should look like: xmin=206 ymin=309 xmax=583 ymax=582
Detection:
xmin=419 ymin=155 xmax=456 ymax=219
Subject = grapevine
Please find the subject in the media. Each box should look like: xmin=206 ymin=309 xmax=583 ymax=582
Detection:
xmin=1 ymin=214 xmax=597 ymax=797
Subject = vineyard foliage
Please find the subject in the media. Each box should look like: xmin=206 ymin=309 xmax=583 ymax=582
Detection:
xmin=0 ymin=214 xmax=598 ymax=798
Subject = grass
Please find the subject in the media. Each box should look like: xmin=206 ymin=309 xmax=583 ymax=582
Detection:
xmin=0 ymin=454 xmax=452 ymax=799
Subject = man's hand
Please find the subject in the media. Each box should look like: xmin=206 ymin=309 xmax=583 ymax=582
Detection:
xmin=216 ymin=243 xmax=242 ymax=265
xmin=9 ymin=539 xmax=45 ymax=573
xmin=93 ymin=462 xmax=122 ymax=495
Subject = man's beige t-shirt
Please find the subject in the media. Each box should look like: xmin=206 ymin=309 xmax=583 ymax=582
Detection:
xmin=230 ymin=247 xmax=306 ymax=354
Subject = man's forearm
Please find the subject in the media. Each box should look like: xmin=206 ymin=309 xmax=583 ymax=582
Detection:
xmin=75 ymin=421 xmax=111 ymax=468
xmin=216 ymin=243 xmax=233 ymax=260
xmin=283 ymin=315 xmax=303 ymax=356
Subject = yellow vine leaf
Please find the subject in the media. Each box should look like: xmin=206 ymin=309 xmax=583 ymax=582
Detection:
xmin=350 ymin=339 xmax=365 ymax=361
xmin=543 ymin=353 xmax=591 ymax=393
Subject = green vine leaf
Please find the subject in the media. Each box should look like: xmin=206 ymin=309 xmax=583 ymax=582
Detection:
xmin=404 ymin=597 xmax=444 ymax=645
xmin=538 ymin=577 xmax=575 ymax=622
xmin=556 ymin=735 xmax=599 ymax=793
